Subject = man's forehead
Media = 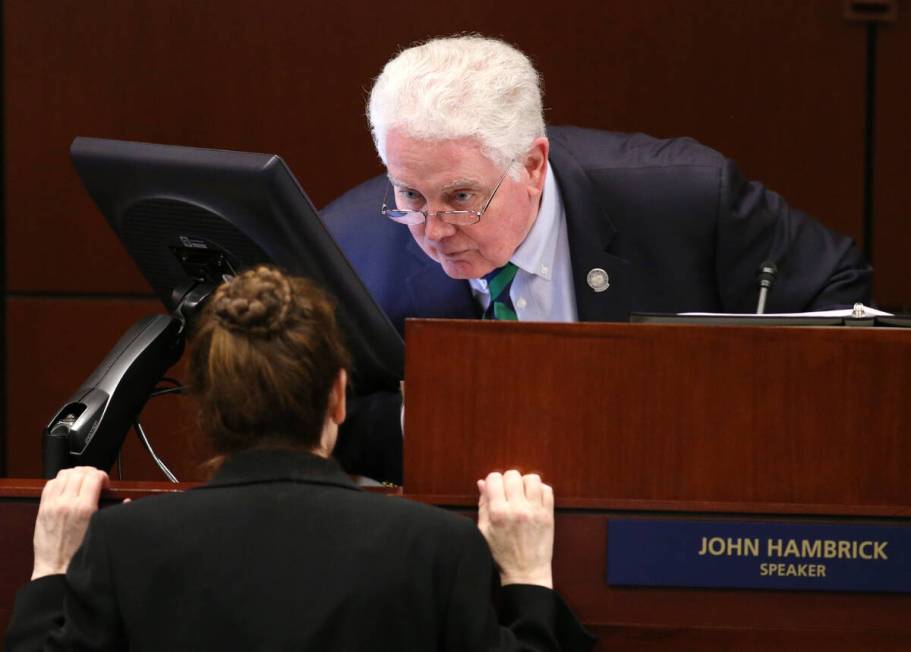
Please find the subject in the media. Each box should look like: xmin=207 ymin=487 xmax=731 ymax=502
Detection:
xmin=384 ymin=130 xmax=498 ymax=188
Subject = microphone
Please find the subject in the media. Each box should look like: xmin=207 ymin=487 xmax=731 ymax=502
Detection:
xmin=755 ymin=261 xmax=778 ymax=314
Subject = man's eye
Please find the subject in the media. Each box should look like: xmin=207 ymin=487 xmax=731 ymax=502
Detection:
xmin=452 ymin=191 xmax=475 ymax=204
xmin=397 ymin=189 xmax=423 ymax=204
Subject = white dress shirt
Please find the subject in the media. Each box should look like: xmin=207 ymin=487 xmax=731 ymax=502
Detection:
xmin=469 ymin=161 xmax=578 ymax=321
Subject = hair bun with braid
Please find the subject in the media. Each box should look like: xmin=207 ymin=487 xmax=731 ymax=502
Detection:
xmin=211 ymin=265 xmax=294 ymax=337
xmin=189 ymin=264 xmax=351 ymax=454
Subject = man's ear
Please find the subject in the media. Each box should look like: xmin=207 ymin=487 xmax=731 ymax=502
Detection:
xmin=522 ymin=137 xmax=550 ymax=197
xmin=330 ymin=369 xmax=347 ymax=425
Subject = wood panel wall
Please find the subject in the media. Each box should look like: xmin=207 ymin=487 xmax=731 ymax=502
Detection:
xmin=3 ymin=0 xmax=907 ymax=479
xmin=874 ymin=9 xmax=911 ymax=310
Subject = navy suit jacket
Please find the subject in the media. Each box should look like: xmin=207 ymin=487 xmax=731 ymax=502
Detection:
xmin=322 ymin=126 xmax=871 ymax=335
xmin=320 ymin=127 xmax=872 ymax=483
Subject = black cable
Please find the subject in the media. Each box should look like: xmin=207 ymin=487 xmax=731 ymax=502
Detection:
xmin=133 ymin=421 xmax=178 ymax=483
xmin=149 ymin=385 xmax=187 ymax=398
xmin=135 ymin=381 xmax=185 ymax=480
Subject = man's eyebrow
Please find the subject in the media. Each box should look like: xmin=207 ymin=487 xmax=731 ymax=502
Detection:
xmin=386 ymin=175 xmax=409 ymax=188
xmin=386 ymin=176 xmax=484 ymax=191
xmin=440 ymin=178 xmax=483 ymax=191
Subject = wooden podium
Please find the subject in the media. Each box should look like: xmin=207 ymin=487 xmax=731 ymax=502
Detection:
xmin=402 ymin=319 xmax=911 ymax=650
xmin=2 ymin=320 xmax=910 ymax=650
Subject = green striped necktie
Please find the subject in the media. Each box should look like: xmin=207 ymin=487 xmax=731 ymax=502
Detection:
xmin=483 ymin=262 xmax=519 ymax=321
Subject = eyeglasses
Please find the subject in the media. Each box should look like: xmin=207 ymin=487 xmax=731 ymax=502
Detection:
xmin=381 ymin=165 xmax=512 ymax=226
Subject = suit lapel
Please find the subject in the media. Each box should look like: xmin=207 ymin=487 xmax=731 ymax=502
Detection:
xmin=548 ymin=135 xmax=632 ymax=323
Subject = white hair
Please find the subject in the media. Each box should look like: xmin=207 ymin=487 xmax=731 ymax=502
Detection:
xmin=367 ymin=35 xmax=545 ymax=172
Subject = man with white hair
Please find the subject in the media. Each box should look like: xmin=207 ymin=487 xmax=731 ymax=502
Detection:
xmin=324 ymin=35 xmax=872 ymax=483
xmin=324 ymin=34 xmax=870 ymax=335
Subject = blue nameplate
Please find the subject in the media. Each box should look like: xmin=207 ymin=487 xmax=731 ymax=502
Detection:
xmin=607 ymin=518 xmax=911 ymax=592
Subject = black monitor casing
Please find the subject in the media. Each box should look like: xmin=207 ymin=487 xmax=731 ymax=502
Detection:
xmin=70 ymin=137 xmax=403 ymax=392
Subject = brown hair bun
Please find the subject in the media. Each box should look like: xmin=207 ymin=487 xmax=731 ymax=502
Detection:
xmin=188 ymin=265 xmax=351 ymax=454
xmin=211 ymin=266 xmax=293 ymax=337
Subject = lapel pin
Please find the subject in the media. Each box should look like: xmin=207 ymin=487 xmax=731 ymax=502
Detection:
xmin=586 ymin=268 xmax=610 ymax=292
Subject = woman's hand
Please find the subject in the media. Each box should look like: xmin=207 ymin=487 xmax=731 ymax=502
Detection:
xmin=31 ymin=467 xmax=110 ymax=580
xmin=477 ymin=470 xmax=554 ymax=588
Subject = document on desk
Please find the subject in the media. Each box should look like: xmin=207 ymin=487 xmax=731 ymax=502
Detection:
xmin=680 ymin=304 xmax=893 ymax=318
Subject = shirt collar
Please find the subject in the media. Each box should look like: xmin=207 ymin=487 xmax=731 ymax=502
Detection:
xmin=469 ymin=160 xmax=562 ymax=289
xmin=197 ymin=448 xmax=359 ymax=492
xmin=510 ymin=160 xmax=561 ymax=281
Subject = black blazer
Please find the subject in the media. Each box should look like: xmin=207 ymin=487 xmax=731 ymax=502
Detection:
xmin=321 ymin=126 xmax=872 ymax=335
xmin=6 ymin=450 xmax=593 ymax=651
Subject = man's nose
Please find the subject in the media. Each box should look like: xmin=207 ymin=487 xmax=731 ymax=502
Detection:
xmin=423 ymin=213 xmax=457 ymax=241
